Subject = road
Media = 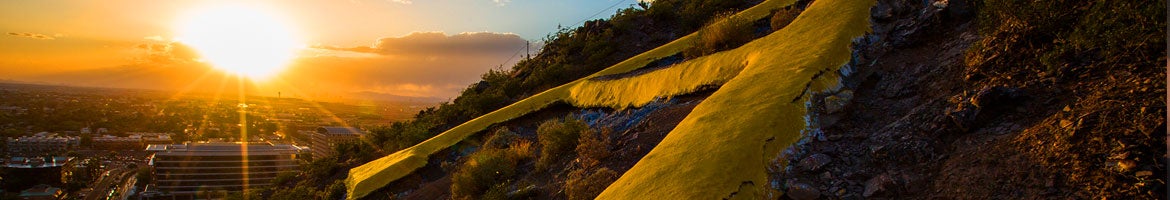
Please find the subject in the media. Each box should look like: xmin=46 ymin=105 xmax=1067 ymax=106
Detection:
xmin=85 ymin=167 xmax=134 ymax=200
xmin=115 ymin=175 xmax=138 ymax=200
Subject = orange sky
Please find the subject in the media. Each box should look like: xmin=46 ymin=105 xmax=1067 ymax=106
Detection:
xmin=0 ymin=0 xmax=635 ymax=101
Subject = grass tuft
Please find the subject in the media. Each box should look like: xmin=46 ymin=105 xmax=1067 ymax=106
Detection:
xmin=684 ymin=11 xmax=756 ymax=59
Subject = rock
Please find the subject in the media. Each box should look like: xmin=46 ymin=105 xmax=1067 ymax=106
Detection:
xmin=870 ymin=145 xmax=889 ymax=159
xmin=799 ymin=153 xmax=834 ymax=172
xmin=931 ymin=0 xmax=947 ymax=9
xmin=945 ymin=103 xmax=979 ymax=132
xmin=871 ymin=1 xmax=894 ymax=21
xmin=971 ymin=86 xmax=1025 ymax=108
xmin=1108 ymin=152 xmax=1130 ymax=160
xmin=821 ymin=171 xmax=835 ymax=180
xmin=1117 ymin=160 xmax=1137 ymax=172
xmin=946 ymin=0 xmax=973 ymax=19
xmin=864 ymin=174 xmax=894 ymax=197
xmin=1136 ymin=171 xmax=1154 ymax=177
xmin=508 ymin=184 xmax=539 ymax=198
xmin=787 ymin=182 xmax=821 ymax=200
xmin=824 ymin=90 xmax=854 ymax=114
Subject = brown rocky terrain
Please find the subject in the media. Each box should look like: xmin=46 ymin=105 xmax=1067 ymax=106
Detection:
xmin=774 ymin=0 xmax=1166 ymax=199
xmin=340 ymin=0 xmax=1165 ymax=199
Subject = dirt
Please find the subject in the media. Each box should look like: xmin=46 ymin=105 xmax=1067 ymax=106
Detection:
xmin=773 ymin=0 xmax=1166 ymax=199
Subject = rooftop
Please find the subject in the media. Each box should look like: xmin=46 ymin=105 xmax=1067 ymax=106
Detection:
xmin=19 ymin=184 xmax=61 ymax=197
xmin=147 ymin=142 xmax=304 ymax=156
xmin=317 ymin=126 xmax=363 ymax=135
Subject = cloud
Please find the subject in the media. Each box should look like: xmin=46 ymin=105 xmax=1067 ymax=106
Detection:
xmin=295 ymin=31 xmax=532 ymax=98
xmin=143 ymin=35 xmax=166 ymax=41
xmin=313 ymin=31 xmax=527 ymax=56
xmin=7 ymin=32 xmax=55 ymax=40
xmin=389 ymin=0 xmax=412 ymax=4
xmin=133 ymin=42 xmax=201 ymax=65
xmin=26 ymin=31 xmax=534 ymax=100
xmin=285 ymin=49 xmax=514 ymax=99
xmin=493 ymin=0 xmax=511 ymax=6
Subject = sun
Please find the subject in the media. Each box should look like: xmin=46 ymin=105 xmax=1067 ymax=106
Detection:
xmin=176 ymin=4 xmax=302 ymax=80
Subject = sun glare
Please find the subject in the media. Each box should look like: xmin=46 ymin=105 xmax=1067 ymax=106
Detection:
xmin=176 ymin=4 xmax=301 ymax=80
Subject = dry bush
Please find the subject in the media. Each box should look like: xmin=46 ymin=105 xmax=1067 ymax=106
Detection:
xmin=508 ymin=140 xmax=536 ymax=161
xmin=683 ymin=11 xmax=755 ymax=59
xmin=537 ymin=118 xmax=588 ymax=169
xmin=576 ymin=128 xmax=613 ymax=169
xmin=451 ymin=149 xmax=517 ymax=199
xmin=564 ymin=168 xmax=620 ymax=200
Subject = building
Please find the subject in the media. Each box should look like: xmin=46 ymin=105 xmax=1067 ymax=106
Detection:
xmin=92 ymin=135 xmax=140 ymax=150
xmin=146 ymin=142 xmax=302 ymax=196
xmin=0 ymin=106 xmax=27 ymax=115
xmin=311 ymin=127 xmax=363 ymax=158
xmin=18 ymin=184 xmax=62 ymax=200
xmin=91 ymin=133 xmax=174 ymax=150
xmin=133 ymin=133 xmax=175 ymax=146
xmin=5 ymin=156 xmax=68 ymax=168
xmin=7 ymin=135 xmax=80 ymax=155
xmin=141 ymin=135 xmax=174 ymax=145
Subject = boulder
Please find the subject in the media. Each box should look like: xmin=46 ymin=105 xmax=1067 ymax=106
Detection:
xmin=787 ymin=182 xmax=821 ymax=200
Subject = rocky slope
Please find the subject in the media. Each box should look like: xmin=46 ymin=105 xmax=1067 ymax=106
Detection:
xmin=340 ymin=0 xmax=1166 ymax=199
xmin=774 ymin=0 xmax=1166 ymax=199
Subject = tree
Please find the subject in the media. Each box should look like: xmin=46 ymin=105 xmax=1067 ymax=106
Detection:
xmin=135 ymin=167 xmax=152 ymax=187
xmin=79 ymin=133 xmax=93 ymax=147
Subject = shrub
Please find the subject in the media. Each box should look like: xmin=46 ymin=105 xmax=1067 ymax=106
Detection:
xmin=683 ymin=11 xmax=756 ymax=59
xmin=333 ymin=140 xmax=378 ymax=165
xmin=451 ymin=149 xmax=517 ymax=199
xmin=969 ymin=0 xmax=1164 ymax=78
xmin=479 ymin=182 xmax=511 ymax=200
xmin=450 ymin=137 xmax=534 ymax=199
xmin=271 ymin=182 xmax=321 ymax=200
xmin=564 ymin=168 xmax=620 ymax=200
xmin=576 ymin=128 xmax=612 ymax=169
xmin=536 ymin=118 xmax=588 ymax=169
xmin=770 ymin=6 xmax=800 ymax=32
xmin=507 ymin=140 xmax=536 ymax=162
xmin=272 ymin=171 xmax=298 ymax=186
xmin=319 ymin=180 xmax=347 ymax=200
xmin=304 ymin=156 xmax=340 ymax=181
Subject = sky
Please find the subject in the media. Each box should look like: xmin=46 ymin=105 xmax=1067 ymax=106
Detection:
xmin=0 ymin=0 xmax=642 ymax=101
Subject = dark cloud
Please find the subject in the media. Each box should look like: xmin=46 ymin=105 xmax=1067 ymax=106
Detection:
xmin=7 ymin=32 xmax=55 ymax=40
xmin=314 ymin=32 xmax=528 ymax=55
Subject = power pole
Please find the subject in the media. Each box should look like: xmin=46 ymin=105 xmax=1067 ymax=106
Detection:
xmin=526 ymin=41 xmax=530 ymax=60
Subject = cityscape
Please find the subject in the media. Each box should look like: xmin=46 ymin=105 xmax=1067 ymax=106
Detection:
xmin=0 ymin=82 xmax=428 ymax=199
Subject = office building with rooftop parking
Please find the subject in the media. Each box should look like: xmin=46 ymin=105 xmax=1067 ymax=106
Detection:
xmin=145 ymin=142 xmax=304 ymax=196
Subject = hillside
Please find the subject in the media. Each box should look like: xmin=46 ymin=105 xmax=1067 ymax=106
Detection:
xmin=238 ymin=0 xmax=1167 ymax=199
